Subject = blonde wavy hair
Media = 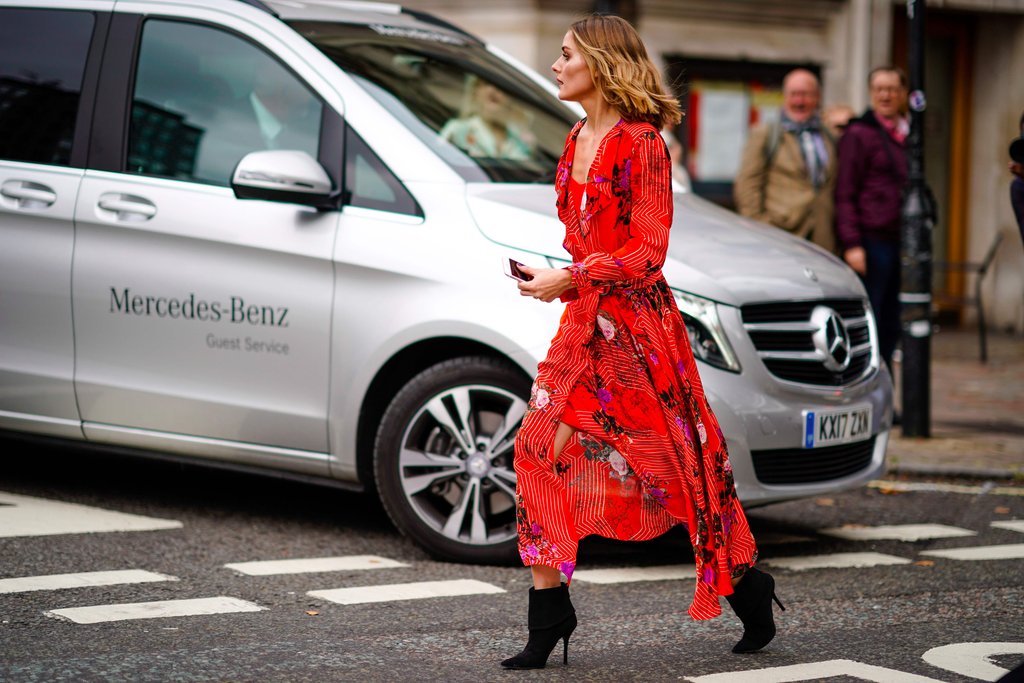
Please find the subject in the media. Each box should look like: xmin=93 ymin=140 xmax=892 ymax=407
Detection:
xmin=570 ymin=15 xmax=682 ymax=128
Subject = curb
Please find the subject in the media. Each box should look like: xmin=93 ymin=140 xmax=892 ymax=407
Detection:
xmin=886 ymin=462 xmax=1023 ymax=481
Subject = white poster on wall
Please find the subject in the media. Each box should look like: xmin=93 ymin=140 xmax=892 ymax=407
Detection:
xmin=696 ymin=89 xmax=750 ymax=181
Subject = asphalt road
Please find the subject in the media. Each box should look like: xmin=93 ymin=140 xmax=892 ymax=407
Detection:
xmin=1 ymin=438 xmax=1022 ymax=682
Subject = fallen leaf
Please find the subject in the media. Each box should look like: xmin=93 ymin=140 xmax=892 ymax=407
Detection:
xmin=914 ymin=560 xmax=935 ymax=567
xmin=994 ymin=506 xmax=1011 ymax=514
xmin=876 ymin=487 xmax=905 ymax=495
xmin=815 ymin=498 xmax=835 ymax=507
xmin=306 ymin=610 xmax=319 ymax=616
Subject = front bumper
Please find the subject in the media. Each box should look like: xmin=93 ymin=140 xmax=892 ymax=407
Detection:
xmin=703 ymin=306 xmax=894 ymax=506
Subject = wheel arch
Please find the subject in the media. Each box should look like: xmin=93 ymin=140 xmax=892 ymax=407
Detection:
xmin=354 ymin=336 xmax=533 ymax=494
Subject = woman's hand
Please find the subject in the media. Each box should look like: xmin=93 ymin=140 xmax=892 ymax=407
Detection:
xmin=517 ymin=265 xmax=573 ymax=303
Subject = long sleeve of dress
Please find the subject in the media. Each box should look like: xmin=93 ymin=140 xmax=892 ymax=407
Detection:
xmin=568 ymin=132 xmax=672 ymax=295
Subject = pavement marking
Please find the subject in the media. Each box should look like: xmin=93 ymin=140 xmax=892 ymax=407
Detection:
xmin=572 ymin=565 xmax=694 ymax=584
xmin=0 ymin=570 xmax=176 ymax=594
xmin=684 ymin=658 xmax=943 ymax=682
xmin=763 ymin=552 xmax=912 ymax=571
xmin=308 ymin=579 xmax=504 ymax=605
xmin=224 ymin=555 xmax=408 ymax=576
xmin=922 ymin=642 xmax=1024 ymax=682
xmin=920 ymin=543 xmax=1024 ymax=561
xmin=45 ymin=596 xmax=264 ymax=624
xmin=0 ymin=491 xmax=182 ymax=538
xmin=820 ymin=523 xmax=977 ymax=542
xmin=992 ymin=520 xmax=1024 ymax=534
xmin=869 ymin=480 xmax=1024 ymax=497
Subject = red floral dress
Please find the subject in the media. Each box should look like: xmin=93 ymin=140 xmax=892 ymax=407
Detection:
xmin=513 ymin=119 xmax=758 ymax=620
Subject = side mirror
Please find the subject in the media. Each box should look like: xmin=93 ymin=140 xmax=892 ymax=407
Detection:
xmin=231 ymin=150 xmax=335 ymax=209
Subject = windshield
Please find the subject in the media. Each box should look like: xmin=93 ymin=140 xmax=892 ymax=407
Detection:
xmin=289 ymin=21 xmax=577 ymax=183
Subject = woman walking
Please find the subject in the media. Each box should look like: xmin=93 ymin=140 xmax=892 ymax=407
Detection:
xmin=502 ymin=15 xmax=784 ymax=670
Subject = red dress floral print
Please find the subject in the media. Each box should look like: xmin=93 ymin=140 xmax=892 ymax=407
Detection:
xmin=513 ymin=119 xmax=758 ymax=620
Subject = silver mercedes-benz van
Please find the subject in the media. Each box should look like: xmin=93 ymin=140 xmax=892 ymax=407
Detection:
xmin=0 ymin=0 xmax=892 ymax=563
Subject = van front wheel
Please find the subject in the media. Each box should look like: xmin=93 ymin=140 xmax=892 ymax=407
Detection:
xmin=374 ymin=357 xmax=530 ymax=564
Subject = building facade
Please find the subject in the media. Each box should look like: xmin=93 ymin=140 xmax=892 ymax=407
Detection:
xmin=404 ymin=0 xmax=1024 ymax=333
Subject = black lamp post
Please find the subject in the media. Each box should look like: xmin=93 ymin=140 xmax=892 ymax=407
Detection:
xmin=900 ymin=0 xmax=934 ymax=437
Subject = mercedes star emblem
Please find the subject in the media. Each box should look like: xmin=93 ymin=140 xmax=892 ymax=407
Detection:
xmin=810 ymin=306 xmax=852 ymax=372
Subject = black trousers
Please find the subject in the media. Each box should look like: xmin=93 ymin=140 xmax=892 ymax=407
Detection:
xmin=862 ymin=237 xmax=901 ymax=370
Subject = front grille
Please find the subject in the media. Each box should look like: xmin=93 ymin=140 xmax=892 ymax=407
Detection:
xmin=742 ymin=299 xmax=866 ymax=323
xmin=760 ymin=355 xmax=872 ymax=385
xmin=752 ymin=437 xmax=876 ymax=484
xmin=741 ymin=298 xmax=876 ymax=387
xmin=746 ymin=330 xmax=815 ymax=352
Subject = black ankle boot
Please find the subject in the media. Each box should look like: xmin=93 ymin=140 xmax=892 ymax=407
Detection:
xmin=725 ymin=566 xmax=785 ymax=653
xmin=500 ymin=584 xmax=577 ymax=669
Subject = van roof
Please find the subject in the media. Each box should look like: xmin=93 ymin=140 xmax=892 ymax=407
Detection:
xmin=257 ymin=0 xmax=481 ymax=44
xmin=124 ymin=0 xmax=481 ymax=45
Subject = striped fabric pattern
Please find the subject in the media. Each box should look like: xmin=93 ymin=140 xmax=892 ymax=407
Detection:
xmin=514 ymin=119 xmax=758 ymax=620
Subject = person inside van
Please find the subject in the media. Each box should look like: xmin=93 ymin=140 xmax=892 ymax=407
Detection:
xmin=439 ymin=76 xmax=535 ymax=160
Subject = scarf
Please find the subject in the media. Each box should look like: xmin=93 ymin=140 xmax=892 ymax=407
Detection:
xmin=781 ymin=113 xmax=828 ymax=188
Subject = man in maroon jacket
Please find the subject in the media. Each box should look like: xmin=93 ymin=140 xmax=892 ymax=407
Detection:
xmin=835 ymin=67 xmax=909 ymax=369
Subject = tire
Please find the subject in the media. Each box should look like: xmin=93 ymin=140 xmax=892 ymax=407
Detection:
xmin=374 ymin=356 xmax=530 ymax=564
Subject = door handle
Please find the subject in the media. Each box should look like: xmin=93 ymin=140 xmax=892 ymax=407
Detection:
xmin=0 ymin=180 xmax=57 ymax=209
xmin=97 ymin=193 xmax=157 ymax=221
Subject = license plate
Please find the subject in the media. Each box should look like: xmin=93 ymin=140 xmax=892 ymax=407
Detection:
xmin=803 ymin=405 xmax=872 ymax=448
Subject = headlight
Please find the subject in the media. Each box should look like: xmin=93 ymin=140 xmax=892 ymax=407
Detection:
xmin=671 ymin=289 xmax=741 ymax=373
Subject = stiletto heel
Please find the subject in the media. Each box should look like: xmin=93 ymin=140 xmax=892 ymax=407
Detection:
xmin=725 ymin=567 xmax=784 ymax=654
xmin=501 ymin=584 xmax=577 ymax=669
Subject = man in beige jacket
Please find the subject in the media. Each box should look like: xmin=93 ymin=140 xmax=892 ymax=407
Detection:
xmin=733 ymin=69 xmax=837 ymax=253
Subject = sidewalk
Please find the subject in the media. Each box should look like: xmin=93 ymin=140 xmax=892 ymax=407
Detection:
xmin=887 ymin=326 xmax=1024 ymax=480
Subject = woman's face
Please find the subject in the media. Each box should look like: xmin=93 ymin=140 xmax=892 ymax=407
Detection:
xmin=551 ymin=31 xmax=595 ymax=103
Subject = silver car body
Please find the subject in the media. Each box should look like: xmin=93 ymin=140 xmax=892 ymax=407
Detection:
xmin=0 ymin=0 xmax=892 ymax=558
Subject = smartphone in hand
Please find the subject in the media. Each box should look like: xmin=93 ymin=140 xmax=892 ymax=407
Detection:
xmin=503 ymin=257 xmax=534 ymax=282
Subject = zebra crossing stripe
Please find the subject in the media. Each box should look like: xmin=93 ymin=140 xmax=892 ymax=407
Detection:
xmin=992 ymin=520 xmax=1024 ymax=534
xmin=820 ymin=524 xmax=976 ymax=542
xmin=224 ymin=555 xmax=407 ymax=576
xmin=763 ymin=552 xmax=911 ymax=571
xmin=308 ymin=579 xmax=504 ymax=605
xmin=572 ymin=565 xmax=693 ymax=584
xmin=684 ymin=658 xmax=942 ymax=682
xmin=0 ymin=570 xmax=176 ymax=594
xmin=920 ymin=544 xmax=1024 ymax=561
xmin=45 ymin=597 xmax=264 ymax=624
xmin=0 ymin=491 xmax=182 ymax=538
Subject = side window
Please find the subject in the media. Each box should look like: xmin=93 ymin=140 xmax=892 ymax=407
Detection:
xmin=128 ymin=20 xmax=323 ymax=187
xmin=345 ymin=127 xmax=421 ymax=217
xmin=0 ymin=8 xmax=95 ymax=166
